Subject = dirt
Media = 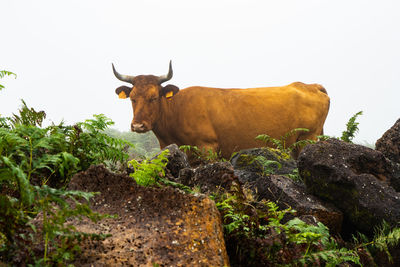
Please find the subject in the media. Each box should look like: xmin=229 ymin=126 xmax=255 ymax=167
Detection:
xmin=67 ymin=165 xmax=229 ymax=266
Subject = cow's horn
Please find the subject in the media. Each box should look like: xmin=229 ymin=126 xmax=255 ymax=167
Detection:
xmin=158 ymin=60 xmax=173 ymax=84
xmin=112 ymin=64 xmax=135 ymax=84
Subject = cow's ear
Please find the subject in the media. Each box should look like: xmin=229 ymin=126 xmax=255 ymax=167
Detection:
xmin=115 ymin=86 xmax=132 ymax=99
xmin=161 ymin=84 xmax=179 ymax=99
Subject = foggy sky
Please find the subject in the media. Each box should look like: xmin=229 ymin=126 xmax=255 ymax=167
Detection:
xmin=1 ymin=0 xmax=399 ymax=144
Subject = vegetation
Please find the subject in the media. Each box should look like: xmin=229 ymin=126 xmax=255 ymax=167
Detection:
xmin=341 ymin=111 xmax=363 ymax=143
xmin=256 ymin=128 xmax=314 ymax=156
xmin=128 ymin=149 xmax=169 ymax=186
xmin=0 ymin=98 xmax=129 ymax=265
xmin=353 ymin=221 xmax=400 ymax=265
xmin=1 ymin=101 xmax=131 ymax=187
xmin=0 ymin=70 xmax=16 ymax=91
xmin=128 ymin=149 xmax=193 ymax=192
xmin=252 ymin=155 xmax=282 ymax=175
xmin=253 ymin=128 xmax=315 ymax=183
xmin=213 ymin=182 xmax=360 ymax=266
xmin=179 ymin=144 xmax=222 ymax=164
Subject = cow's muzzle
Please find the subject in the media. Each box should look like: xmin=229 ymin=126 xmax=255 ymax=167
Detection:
xmin=131 ymin=123 xmax=147 ymax=133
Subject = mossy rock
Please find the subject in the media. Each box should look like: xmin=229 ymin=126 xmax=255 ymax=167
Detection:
xmin=231 ymin=147 xmax=297 ymax=177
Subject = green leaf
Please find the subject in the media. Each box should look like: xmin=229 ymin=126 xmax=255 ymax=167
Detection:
xmin=0 ymin=156 xmax=33 ymax=206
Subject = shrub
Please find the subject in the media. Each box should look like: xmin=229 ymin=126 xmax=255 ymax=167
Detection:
xmin=0 ymin=100 xmax=130 ymax=265
xmin=1 ymin=101 xmax=132 ymax=187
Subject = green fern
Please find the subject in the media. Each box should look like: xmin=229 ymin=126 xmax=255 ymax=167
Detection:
xmin=297 ymin=247 xmax=361 ymax=267
xmin=74 ymin=114 xmax=133 ymax=169
xmin=128 ymin=149 xmax=169 ymax=186
xmin=353 ymin=221 xmax=400 ymax=264
xmin=341 ymin=111 xmax=363 ymax=143
xmin=10 ymin=100 xmax=46 ymax=127
xmin=286 ymin=218 xmax=360 ymax=266
xmin=0 ymin=155 xmax=34 ymax=206
xmin=283 ymin=168 xmax=303 ymax=183
xmin=0 ymin=70 xmax=17 ymax=90
xmin=253 ymin=156 xmax=282 ymax=175
xmin=256 ymin=128 xmax=313 ymax=155
xmin=179 ymin=144 xmax=222 ymax=163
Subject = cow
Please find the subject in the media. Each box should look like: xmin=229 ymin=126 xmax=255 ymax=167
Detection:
xmin=112 ymin=61 xmax=330 ymax=159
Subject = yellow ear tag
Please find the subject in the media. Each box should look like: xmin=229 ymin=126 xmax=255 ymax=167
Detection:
xmin=118 ymin=91 xmax=127 ymax=99
xmin=165 ymin=91 xmax=174 ymax=99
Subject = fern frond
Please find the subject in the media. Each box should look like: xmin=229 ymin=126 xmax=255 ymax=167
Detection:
xmin=0 ymin=70 xmax=17 ymax=79
xmin=0 ymin=70 xmax=17 ymax=91
xmin=341 ymin=111 xmax=363 ymax=143
xmin=283 ymin=128 xmax=309 ymax=140
xmin=128 ymin=149 xmax=169 ymax=186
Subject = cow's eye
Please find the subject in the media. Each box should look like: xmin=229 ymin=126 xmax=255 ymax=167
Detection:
xmin=131 ymin=99 xmax=136 ymax=104
xmin=149 ymin=97 xmax=157 ymax=102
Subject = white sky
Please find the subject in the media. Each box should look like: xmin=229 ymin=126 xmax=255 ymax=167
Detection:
xmin=1 ymin=0 xmax=399 ymax=144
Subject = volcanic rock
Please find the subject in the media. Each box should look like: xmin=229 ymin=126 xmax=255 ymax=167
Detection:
xmin=176 ymin=162 xmax=236 ymax=194
xmin=250 ymin=174 xmax=343 ymax=234
xmin=298 ymin=138 xmax=400 ymax=235
xmin=376 ymin=118 xmax=400 ymax=164
xmin=161 ymin=144 xmax=190 ymax=178
xmin=68 ymin=165 xmax=229 ymax=266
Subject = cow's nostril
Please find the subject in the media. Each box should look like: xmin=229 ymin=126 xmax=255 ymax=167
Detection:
xmin=131 ymin=123 xmax=146 ymax=132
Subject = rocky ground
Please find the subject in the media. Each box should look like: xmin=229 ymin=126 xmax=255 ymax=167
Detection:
xmin=68 ymin=165 xmax=228 ymax=266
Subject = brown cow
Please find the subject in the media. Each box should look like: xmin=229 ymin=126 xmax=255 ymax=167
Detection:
xmin=112 ymin=61 xmax=330 ymax=159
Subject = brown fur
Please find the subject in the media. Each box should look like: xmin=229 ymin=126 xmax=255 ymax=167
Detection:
xmin=116 ymin=77 xmax=330 ymax=159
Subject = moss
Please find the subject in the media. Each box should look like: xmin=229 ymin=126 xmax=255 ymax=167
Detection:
xmin=236 ymin=154 xmax=257 ymax=167
xmin=273 ymin=149 xmax=291 ymax=161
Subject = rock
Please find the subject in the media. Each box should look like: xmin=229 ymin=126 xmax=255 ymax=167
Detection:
xmin=176 ymin=162 xmax=236 ymax=194
xmin=68 ymin=165 xmax=229 ymax=266
xmin=228 ymin=148 xmax=342 ymax=233
xmin=298 ymin=138 xmax=400 ymax=235
xmin=376 ymin=119 xmax=400 ymax=164
xmin=230 ymin=147 xmax=297 ymax=183
xmin=157 ymin=144 xmax=190 ymax=178
xmin=249 ymin=175 xmax=343 ymax=234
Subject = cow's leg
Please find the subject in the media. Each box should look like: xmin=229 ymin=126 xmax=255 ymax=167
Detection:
xmin=184 ymin=141 xmax=219 ymax=164
xmin=292 ymin=131 xmax=320 ymax=159
xmin=199 ymin=142 xmax=220 ymax=157
xmin=158 ymin=140 xmax=167 ymax=150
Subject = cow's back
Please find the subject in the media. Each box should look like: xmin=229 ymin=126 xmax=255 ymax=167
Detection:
xmin=157 ymin=82 xmax=330 ymax=158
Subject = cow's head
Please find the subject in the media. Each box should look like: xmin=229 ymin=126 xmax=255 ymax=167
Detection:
xmin=112 ymin=61 xmax=179 ymax=133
